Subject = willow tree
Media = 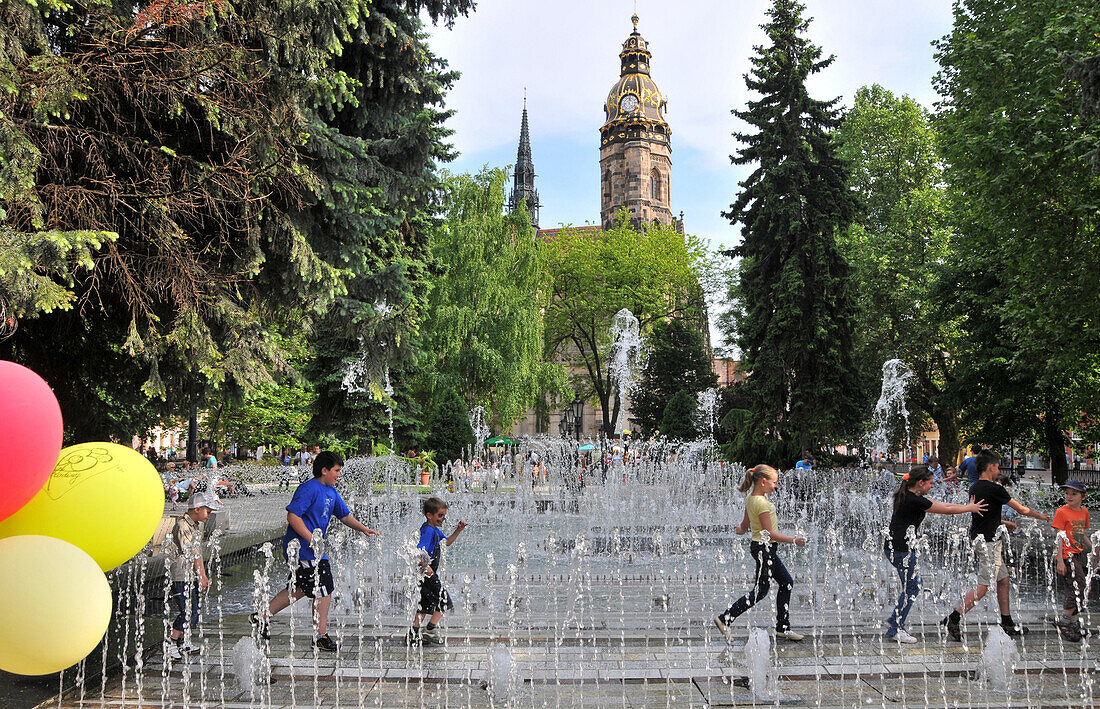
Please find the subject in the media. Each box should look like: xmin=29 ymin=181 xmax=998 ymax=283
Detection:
xmin=723 ymin=0 xmax=861 ymax=463
xmin=417 ymin=168 xmax=561 ymax=429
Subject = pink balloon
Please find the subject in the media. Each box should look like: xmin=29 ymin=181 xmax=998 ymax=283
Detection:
xmin=0 ymin=362 xmax=64 ymax=521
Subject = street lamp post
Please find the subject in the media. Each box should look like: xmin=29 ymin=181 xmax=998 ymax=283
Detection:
xmin=560 ymin=406 xmax=574 ymax=439
xmin=569 ymin=397 xmax=584 ymax=441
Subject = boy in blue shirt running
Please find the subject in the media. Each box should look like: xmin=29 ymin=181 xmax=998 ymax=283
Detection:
xmin=251 ymin=451 xmax=380 ymax=652
xmin=409 ymin=496 xmax=467 ymax=645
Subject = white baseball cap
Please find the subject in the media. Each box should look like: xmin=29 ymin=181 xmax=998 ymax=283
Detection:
xmin=188 ymin=492 xmax=223 ymax=511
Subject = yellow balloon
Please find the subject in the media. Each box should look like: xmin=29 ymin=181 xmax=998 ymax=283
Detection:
xmin=0 ymin=442 xmax=164 ymax=570
xmin=0 ymin=535 xmax=112 ymax=675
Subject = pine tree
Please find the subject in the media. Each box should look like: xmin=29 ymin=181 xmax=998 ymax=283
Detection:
xmin=303 ymin=0 xmax=466 ymax=446
xmin=723 ymin=0 xmax=861 ymax=463
xmin=631 ymin=319 xmax=717 ymax=436
xmin=0 ymin=0 xmax=472 ymax=441
xmin=660 ymin=390 xmax=698 ymax=441
xmin=425 ymin=389 xmax=475 ymax=463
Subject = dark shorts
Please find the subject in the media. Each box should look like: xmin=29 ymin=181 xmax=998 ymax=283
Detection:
xmin=417 ymin=574 xmax=454 ymax=614
xmin=290 ymin=558 xmax=334 ymax=599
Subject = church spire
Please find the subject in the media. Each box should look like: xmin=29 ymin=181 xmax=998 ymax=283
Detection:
xmin=508 ymin=97 xmax=540 ymax=230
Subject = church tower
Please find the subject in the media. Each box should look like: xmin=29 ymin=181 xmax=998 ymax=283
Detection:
xmin=600 ymin=14 xmax=674 ymax=230
xmin=508 ymin=99 xmax=540 ymax=229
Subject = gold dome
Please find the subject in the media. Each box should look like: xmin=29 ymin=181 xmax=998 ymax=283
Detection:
xmin=600 ymin=14 xmax=669 ymax=147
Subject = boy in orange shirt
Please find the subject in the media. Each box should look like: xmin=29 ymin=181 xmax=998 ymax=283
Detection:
xmin=1051 ymin=480 xmax=1092 ymax=642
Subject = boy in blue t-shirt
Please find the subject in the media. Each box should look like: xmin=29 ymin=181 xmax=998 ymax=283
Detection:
xmin=408 ymin=496 xmax=467 ymax=645
xmin=250 ymin=451 xmax=380 ymax=652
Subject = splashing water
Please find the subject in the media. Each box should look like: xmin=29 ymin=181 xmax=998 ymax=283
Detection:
xmin=979 ymin=625 xmax=1020 ymax=691
xmin=868 ymin=359 xmax=913 ymax=457
xmin=469 ymin=405 xmax=490 ymax=453
xmin=695 ymin=388 xmax=719 ymax=439
xmin=745 ymin=627 xmax=777 ymax=700
xmin=230 ymin=637 xmax=265 ymax=695
xmin=609 ymin=309 xmax=643 ymax=433
xmin=485 ymin=644 xmax=517 ymax=703
xmin=383 ymin=365 xmax=394 ymax=452
xmin=341 ymin=336 xmax=371 ymax=394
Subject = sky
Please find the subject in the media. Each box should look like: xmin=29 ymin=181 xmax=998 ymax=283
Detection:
xmin=424 ymin=0 xmax=956 ymax=348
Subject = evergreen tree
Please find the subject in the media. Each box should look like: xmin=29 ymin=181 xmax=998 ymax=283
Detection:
xmin=303 ymin=0 xmax=468 ymax=444
xmin=424 ymin=389 xmax=474 ymax=463
xmin=0 ymin=0 xmax=472 ymax=441
xmin=722 ymin=0 xmax=861 ymax=463
xmin=631 ymin=319 xmax=717 ymax=436
xmin=660 ymin=390 xmax=698 ymax=440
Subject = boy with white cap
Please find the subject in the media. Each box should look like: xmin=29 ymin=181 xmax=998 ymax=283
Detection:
xmin=166 ymin=491 xmax=221 ymax=661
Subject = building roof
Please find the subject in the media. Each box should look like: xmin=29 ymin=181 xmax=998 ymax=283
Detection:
xmin=537 ymin=226 xmax=601 ymax=241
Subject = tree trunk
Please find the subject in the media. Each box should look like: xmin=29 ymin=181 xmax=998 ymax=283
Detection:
xmin=598 ymin=388 xmax=613 ymax=436
xmin=1043 ymin=404 xmax=1068 ymax=485
xmin=187 ymin=405 xmax=198 ymax=463
xmin=930 ymin=406 xmax=960 ymax=471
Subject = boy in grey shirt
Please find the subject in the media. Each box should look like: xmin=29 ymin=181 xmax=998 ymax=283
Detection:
xmin=166 ymin=492 xmax=221 ymax=661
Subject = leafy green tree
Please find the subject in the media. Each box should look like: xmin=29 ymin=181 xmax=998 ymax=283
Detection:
xmin=722 ymin=0 xmax=861 ymax=463
xmin=660 ymin=389 xmax=698 ymax=440
xmin=631 ymin=318 xmax=717 ymax=436
xmin=542 ymin=216 xmax=708 ymax=435
xmin=416 ymin=168 xmax=562 ymax=429
xmin=834 ymin=85 xmax=961 ymax=464
xmin=220 ymin=383 xmax=313 ymax=452
xmin=933 ymin=0 xmax=1100 ymax=483
xmin=424 ymin=388 xmax=475 ymax=463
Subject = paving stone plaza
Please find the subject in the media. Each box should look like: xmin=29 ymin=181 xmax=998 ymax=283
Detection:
xmin=45 ymin=468 xmax=1100 ymax=708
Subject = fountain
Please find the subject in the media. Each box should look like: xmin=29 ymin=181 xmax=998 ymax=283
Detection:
xmin=32 ymin=434 xmax=1096 ymax=708
xmin=979 ymin=625 xmax=1021 ymax=691
xmin=745 ymin=626 xmax=778 ymax=700
xmin=608 ymin=308 xmax=643 ymax=433
xmin=868 ymin=358 xmax=913 ymax=459
xmin=469 ymin=405 xmax=490 ymax=454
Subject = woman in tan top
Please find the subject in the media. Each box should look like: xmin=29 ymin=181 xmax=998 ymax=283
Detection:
xmin=714 ymin=464 xmax=807 ymax=642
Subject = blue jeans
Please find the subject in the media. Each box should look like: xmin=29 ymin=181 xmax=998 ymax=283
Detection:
xmin=885 ymin=551 xmax=920 ymax=636
xmin=170 ymin=581 xmax=200 ymax=633
xmin=720 ymin=542 xmax=795 ymax=632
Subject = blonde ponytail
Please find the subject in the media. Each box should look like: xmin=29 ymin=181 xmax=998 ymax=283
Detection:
xmin=739 ymin=464 xmax=777 ymax=493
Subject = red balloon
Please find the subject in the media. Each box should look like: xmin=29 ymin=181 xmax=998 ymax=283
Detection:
xmin=0 ymin=362 xmax=64 ymax=521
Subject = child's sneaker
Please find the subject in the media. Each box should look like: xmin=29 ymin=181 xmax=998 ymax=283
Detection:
xmin=249 ymin=612 xmax=270 ymax=641
xmin=999 ymin=620 xmax=1029 ymax=637
xmin=422 ymin=627 xmax=444 ymax=645
xmin=1053 ymin=616 xmax=1082 ymax=643
xmin=405 ymin=628 xmax=422 ymax=645
xmin=941 ymin=615 xmax=961 ymax=641
xmin=713 ymin=616 xmax=731 ymax=641
xmin=776 ymin=630 xmax=804 ymax=642
xmin=165 ymin=641 xmax=183 ymax=662
xmin=315 ymin=633 xmax=338 ymax=652
xmin=893 ymin=628 xmax=918 ymax=644
xmin=179 ymin=640 xmax=202 ymax=655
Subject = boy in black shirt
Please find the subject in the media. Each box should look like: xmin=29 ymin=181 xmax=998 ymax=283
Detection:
xmin=942 ymin=451 xmax=1049 ymax=640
